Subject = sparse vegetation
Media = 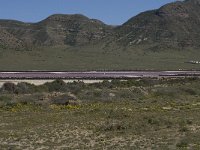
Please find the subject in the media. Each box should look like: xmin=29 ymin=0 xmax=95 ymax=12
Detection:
xmin=0 ymin=78 xmax=200 ymax=149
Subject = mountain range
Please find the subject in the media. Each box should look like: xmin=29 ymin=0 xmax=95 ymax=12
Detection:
xmin=0 ymin=0 xmax=200 ymax=71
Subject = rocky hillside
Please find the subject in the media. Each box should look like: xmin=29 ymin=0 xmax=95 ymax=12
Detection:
xmin=0 ymin=0 xmax=200 ymax=50
xmin=0 ymin=14 xmax=113 ymax=49
xmin=114 ymin=0 xmax=200 ymax=49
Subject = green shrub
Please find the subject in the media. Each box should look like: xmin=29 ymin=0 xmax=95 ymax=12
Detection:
xmin=44 ymin=79 xmax=67 ymax=92
xmin=35 ymin=85 xmax=49 ymax=93
xmin=1 ymin=82 xmax=17 ymax=93
xmin=176 ymin=139 xmax=188 ymax=148
xmin=51 ymin=94 xmax=76 ymax=105
xmin=181 ymin=88 xmax=197 ymax=95
xmin=66 ymin=81 xmax=85 ymax=94
xmin=153 ymin=87 xmax=179 ymax=97
xmin=16 ymin=82 xmax=36 ymax=94
xmin=0 ymin=95 xmax=13 ymax=107
xmin=179 ymin=126 xmax=189 ymax=132
xmin=98 ymin=120 xmax=128 ymax=132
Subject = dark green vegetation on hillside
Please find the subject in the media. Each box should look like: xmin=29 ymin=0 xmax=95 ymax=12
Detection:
xmin=1 ymin=0 xmax=200 ymax=70
xmin=1 ymin=78 xmax=200 ymax=149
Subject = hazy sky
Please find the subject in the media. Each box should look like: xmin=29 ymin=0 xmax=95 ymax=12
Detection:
xmin=0 ymin=0 xmax=176 ymax=25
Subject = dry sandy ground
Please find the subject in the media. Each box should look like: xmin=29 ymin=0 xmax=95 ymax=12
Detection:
xmin=0 ymin=79 xmax=104 ymax=87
